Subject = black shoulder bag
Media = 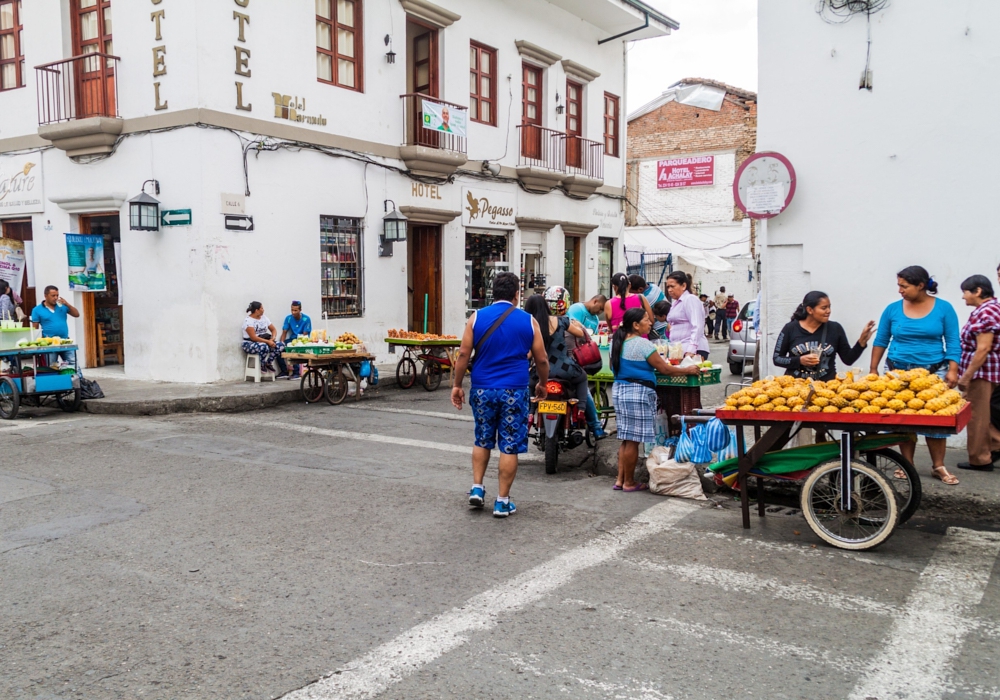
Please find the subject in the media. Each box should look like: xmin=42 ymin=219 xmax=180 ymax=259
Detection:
xmin=469 ymin=305 xmax=517 ymax=369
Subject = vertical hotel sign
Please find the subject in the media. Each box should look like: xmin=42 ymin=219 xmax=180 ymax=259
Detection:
xmin=0 ymin=158 xmax=43 ymax=214
xmin=656 ymin=156 xmax=715 ymax=189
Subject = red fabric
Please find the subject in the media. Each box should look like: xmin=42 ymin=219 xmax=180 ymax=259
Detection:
xmin=725 ymin=299 xmax=740 ymax=318
xmin=960 ymin=298 xmax=1000 ymax=382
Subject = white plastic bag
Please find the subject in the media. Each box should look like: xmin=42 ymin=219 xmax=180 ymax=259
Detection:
xmin=646 ymin=446 xmax=707 ymax=500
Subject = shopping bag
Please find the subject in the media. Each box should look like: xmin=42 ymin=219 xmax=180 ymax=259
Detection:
xmin=688 ymin=423 xmax=714 ymax=464
xmin=675 ymin=417 xmax=695 ymax=462
xmin=647 ymin=446 xmax=707 ymax=500
xmin=704 ymin=418 xmax=731 ymax=452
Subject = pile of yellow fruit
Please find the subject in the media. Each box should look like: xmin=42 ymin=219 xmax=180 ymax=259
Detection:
xmin=719 ymin=369 xmax=966 ymax=416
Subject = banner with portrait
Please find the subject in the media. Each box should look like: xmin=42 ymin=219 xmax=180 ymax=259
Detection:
xmin=0 ymin=237 xmax=26 ymax=297
xmin=65 ymin=234 xmax=106 ymax=292
xmin=421 ymin=100 xmax=468 ymax=138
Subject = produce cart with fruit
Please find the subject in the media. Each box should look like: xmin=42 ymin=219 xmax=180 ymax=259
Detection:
xmin=384 ymin=330 xmax=460 ymax=391
xmin=0 ymin=343 xmax=81 ymax=419
xmin=283 ymin=332 xmax=375 ymax=405
xmin=711 ymin=369 xmax=971 ymax=550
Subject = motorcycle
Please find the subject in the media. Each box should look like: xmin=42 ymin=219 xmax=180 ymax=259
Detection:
xmin=530 ymin=379 xmax=597 ymax=474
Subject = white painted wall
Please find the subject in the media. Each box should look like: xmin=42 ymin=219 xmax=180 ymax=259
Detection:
xmin=757 ymin=0 xmax=1000 ymax=382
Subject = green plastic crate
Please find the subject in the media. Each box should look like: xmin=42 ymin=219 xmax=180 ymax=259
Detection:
xmin=656 ymin=366 xmax=722 ymax=387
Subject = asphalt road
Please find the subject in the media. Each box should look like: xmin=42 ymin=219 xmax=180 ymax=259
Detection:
xmin=2 ymin=346 xmax=999 ymax=700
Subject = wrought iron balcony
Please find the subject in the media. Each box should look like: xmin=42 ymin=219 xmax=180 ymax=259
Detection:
xmin=399 ymin=93 xmax=468 ymax=177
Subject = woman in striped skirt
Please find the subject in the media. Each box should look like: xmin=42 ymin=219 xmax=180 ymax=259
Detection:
xmin=611 ymin=308 xmax=700 ymax=491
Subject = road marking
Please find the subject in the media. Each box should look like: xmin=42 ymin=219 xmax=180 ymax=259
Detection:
xmin=279 ymin=499 xmax=700 ymax=700
xmin=214 ymin=416 xmax=541 ymax=463
xmin=627 ymin=558 xmax=897 ymax=616
xmin=342 ymin=405 xmax=474 ymax=422
xmin=848 ymin=527 xmax=1000 ymax=700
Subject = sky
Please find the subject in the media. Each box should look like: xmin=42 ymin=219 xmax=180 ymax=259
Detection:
xmin=626 ymin=0 xmax=758 ymax=113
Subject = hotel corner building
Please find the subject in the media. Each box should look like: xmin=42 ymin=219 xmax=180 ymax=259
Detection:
xmin=0 ymin=0 xmax=675 ymax=383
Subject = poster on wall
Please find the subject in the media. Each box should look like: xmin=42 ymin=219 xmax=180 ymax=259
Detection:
xmin=422 ymin=100 xmax=468 ymax=138
xmin=0 ymin=238 xmax=26 ymax=303
xmin=0 ymin=157 xmax=44 ymax=214
xmin=656 ymin=156 xmax=715 ymax=189
xmin=65 ymin=234 xmax=106 ymax=292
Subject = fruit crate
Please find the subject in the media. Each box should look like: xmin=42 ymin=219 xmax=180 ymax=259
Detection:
xmin=289 ymin=345 xmax=336 ymax=355
xmin=656 ymin=366 xmax=722 ymax=387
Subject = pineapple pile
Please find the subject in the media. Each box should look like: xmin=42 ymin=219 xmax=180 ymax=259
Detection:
xmin=719 ymin=369 xmax=966 ymax=416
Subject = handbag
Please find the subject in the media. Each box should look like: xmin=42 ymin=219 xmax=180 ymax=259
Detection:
xmin=572 ymin=331 xmax=603 ymax=374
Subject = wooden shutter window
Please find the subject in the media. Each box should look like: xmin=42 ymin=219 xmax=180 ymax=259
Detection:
xmin=0 ymin=0 xmax=23 ymax=90
xmin=469 ymin=41 xmax=496 ymax=126
xmin=603 ymin=92 xmax=620 ymax=157
xmin=316 ymin=0 xmax=363 ymax=92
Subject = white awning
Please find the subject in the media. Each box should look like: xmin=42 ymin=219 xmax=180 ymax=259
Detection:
xmin=678 ymin=250 xmax=733 ymax=271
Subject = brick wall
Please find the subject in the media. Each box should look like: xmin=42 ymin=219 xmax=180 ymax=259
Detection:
xmin=626 ymin=90 xmax=757 ymax=228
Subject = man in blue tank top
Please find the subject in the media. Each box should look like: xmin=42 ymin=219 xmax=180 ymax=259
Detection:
xmin=451 ymin=272 xmax=549 ymax=518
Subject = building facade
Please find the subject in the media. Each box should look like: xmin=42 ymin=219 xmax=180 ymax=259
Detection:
xmin=0 ymin=0 xmax=676 ymax=383
xmin=624 ymin=78 xmax=757 ymax=261
xmin=757 ymin=0 xmax=1000 ymax=383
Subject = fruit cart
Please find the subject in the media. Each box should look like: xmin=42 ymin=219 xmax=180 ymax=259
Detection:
xmin=282 ymin=349 xmax=376 ymax=406
xmin=0 ymin=345 xmax=81 ymax=419
xmin=385 ymin=337 xmax=460 ymax=391
xmin=712 ymin=405 xmax=972 ymax=550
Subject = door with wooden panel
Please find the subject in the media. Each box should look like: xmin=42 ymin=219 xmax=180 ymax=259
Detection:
xmin=0 ymin=219 xmax=33 ymax=325
xmin=71 ymin=0 xmax=115 ymax=118
xmin=521 ymin=63 xmax=542 ymax=160
xmin=410 ymin=21 xmax=438 ymax=148
xmin=409 ymin=225 xmax=442 ymax=335
xmin=565 ymin=80 xmax=583 ymax=168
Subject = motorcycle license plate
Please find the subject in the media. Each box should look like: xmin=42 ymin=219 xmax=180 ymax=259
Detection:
xmin=538 ymin=400 xmax=567 ymax=415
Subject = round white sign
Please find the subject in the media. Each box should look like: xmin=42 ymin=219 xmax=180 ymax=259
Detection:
xmin=733 ymin=151 xmax=796 ymax=219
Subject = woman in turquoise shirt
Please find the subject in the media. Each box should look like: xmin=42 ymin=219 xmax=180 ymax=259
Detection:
xmin=870 ymin=266 xmax=962 ymax=485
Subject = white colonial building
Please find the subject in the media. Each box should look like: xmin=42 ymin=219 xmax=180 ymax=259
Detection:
xmin=0 ymin=0 xmax=676 ymax=382
xmin=757 ymin=0 xmax=1000 ymax=378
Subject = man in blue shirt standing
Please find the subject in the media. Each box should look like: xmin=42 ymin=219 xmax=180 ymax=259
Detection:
xmin=451 ymin=272 xmax=549 ymax=518
xmin=30 ymin=285 xmax=80 ymax=371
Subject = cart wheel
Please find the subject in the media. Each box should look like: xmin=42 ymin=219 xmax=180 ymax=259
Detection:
xmin=862 ymin=448 xmax=921 ymax=524
xmin=0 ymin=376 xmax=20 ymax=420
xmin=325 ymin=368 xmax=350 ymax=405
xmin=591 ymin=385 xmax=611 ymax=430
xmin=396 ymin=357 xmax=417 ymax=389
xmin=300 ymin=368 xmax=326 ymax=403
xmin=57 ymin=388 xmax=82 ymax=413
xmin=800 ymin=459 xmax=899 ymax=550
xmin=421 ymin=361 xmax=442 ymax=391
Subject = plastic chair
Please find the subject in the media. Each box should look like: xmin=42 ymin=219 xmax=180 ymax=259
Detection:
xmin=244 ymin=353 xmax=276 ymax=382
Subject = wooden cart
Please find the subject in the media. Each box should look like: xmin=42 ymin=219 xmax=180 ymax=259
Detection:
xmin=384 ymin=338 xmax=460 ymax=391
xmin=282 ymin=351 xmax=375 ymax=405
xmin=0 ymin=345 xmax=82 ymax=419
xmin=715 ymin=405 xmax=972 ymax=550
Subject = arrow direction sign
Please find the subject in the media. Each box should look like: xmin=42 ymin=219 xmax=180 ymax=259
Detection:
xmin=160 ymin=208 xmax=192 ymax=227
xmin=225 ymin=215 xmax=254 ymax=231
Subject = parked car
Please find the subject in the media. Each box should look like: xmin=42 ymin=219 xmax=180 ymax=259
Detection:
xmin=728 ymin=300 xmax=757 ymax=375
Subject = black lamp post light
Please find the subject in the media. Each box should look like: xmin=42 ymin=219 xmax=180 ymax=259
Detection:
xmin=380 ymin=199 xmax=408 ymax=257
xmin=128 ymin=180 xmax=161 ymax=231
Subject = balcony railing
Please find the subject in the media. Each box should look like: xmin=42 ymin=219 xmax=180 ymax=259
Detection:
xmin=35 ymin=53 xmax=120 ymax=126
xmin=563 ymin=135 xmax=604 ymax=181
xmin=517 ymin=124 xmax=565 ymax=172
xmin=400 ymin=93 xmax=467 ymax=155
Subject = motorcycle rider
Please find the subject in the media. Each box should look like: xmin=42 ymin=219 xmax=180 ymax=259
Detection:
xmin=525 ymin=288 xmax=606 ymax=439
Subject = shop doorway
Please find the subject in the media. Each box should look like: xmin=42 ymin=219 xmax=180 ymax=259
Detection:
xmin=79 ymin=214 xmax=123 ymax=368
xmin=520 ymin=242 xmax=545 ymax=300
xmin=564 ymin=235 xmax=581 ymax=303
xmin=0 ymin=219 xmax=35 ymax=325
xmin=465 ymin=230 xmax=509 ymax=315
xmin=409 ymin=225 xmax=441 ymax=334
xmin=598 ymin=237 xmax=615 ymax=298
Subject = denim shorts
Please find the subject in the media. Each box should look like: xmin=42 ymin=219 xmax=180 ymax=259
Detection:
xmin=470 ymin=388 xmax=530 ymax=454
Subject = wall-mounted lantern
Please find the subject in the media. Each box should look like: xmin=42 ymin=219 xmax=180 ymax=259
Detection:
xmin=128 ymin=180 xmax=161 ymax=231
xmin=379 ymin=199 xmax=408 ymax=257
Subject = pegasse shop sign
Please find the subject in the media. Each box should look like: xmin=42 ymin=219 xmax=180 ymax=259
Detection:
xmin=0 ymin=159 xmax=43 ymax=214
xmin=462 ymin=187 xmax=515 ymax=230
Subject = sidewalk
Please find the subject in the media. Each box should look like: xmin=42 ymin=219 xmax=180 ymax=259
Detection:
xmin=81 ymin=364 xmax=401 ymax=416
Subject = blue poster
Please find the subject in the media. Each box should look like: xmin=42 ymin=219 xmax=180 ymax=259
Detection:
xmin=65 ymin=233 xmax=106 ymax=292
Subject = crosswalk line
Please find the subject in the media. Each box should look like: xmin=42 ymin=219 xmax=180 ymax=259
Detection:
xmin=278 ymin=499 xmax=701 ymax=700
xmin=848 ymin=527 xmax=1000 ymax=700
xmin=342 ymin=405 xmax=475 ymax=422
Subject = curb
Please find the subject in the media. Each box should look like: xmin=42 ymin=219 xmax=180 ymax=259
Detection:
xmin=83 ymin=374 xmax=402 ymax=416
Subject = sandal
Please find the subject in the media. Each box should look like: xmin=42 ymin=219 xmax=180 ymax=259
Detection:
xmin=612 ymin=484 xmax=623 ymax=491
xmin=931 ymin=466 xmax=959 ymax=485
xmin=622 ymin=483 xmax=649 ymax=492
xmin=893 ymin=468 xmax=907 ymax=480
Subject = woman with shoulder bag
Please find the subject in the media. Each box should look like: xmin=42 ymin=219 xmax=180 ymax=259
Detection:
xmin=527 ymin=289 xmax=606 ymax=438
xmin=773 ymin=291 xmax=875 ymax=382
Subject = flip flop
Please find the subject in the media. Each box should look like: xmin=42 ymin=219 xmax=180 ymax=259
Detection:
xmin=612 ymin=484 xmax=623 ymax=491
xmin=622 ymin=483 xmax=649 ymax=492
xmin=931 ymin=466 xmax=959 ymax=485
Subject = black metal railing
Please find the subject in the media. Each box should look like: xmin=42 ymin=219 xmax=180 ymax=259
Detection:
xmin=35 ymin=53 xmax=120 ymax=126
xmin=400 ymin=93 xmax=468 ymax=155
xmin=517 ymin=124 xmax=565 ymax=172
xmin=563 ymin=135 xmax=604 ymax=181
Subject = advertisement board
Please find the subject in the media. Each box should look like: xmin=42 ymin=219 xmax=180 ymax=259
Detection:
xmin=0 ymin=158 xmax=44 ymax=214
xmin=65 ymin=234 xmax=106 ymax=292
xmin=0 ymin=238 xmax=25 ymax=304
xmin=656 ymin=156 xmax=715 ymax=189
xmin=422 ymin=100 xmax=468 ymax=138
xmin=462 ymin=187 xmax=516 ymax=230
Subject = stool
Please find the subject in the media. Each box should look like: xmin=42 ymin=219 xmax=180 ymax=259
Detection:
xmin=245 ymin=353 xmax=276 ymax=382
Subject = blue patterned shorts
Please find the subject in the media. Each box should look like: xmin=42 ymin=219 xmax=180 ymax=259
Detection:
xmin=470 ymin=388 xmax=530 ymax=454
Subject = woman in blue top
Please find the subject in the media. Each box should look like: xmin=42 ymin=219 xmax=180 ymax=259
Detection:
xmin=611 ymin=308 xmax=699 ymax=491
xmin=870 ymin=266 xmax=962 ymax=485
